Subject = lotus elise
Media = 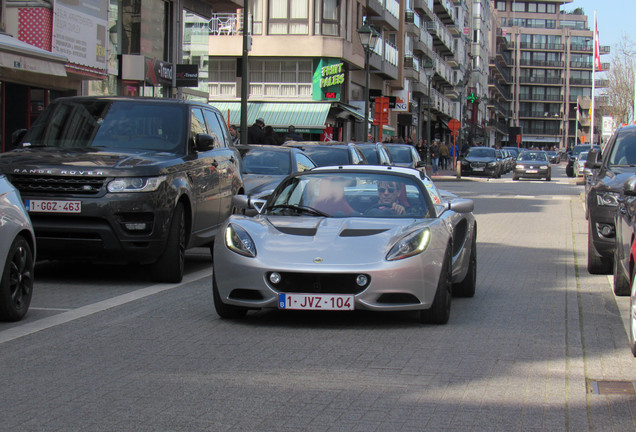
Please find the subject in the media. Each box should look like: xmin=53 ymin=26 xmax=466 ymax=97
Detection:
xmin=212 ymin=165 xmax=477 ymax=324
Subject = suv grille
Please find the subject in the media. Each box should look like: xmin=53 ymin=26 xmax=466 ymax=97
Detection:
xmin=270 ymin=272 xmax=368 ymax=295
xmin=9 ymin=174 xmax=106 ymax=195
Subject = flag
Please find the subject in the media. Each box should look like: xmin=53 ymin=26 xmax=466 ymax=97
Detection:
xmin=594 ymin=16 xmax=602 ymax=72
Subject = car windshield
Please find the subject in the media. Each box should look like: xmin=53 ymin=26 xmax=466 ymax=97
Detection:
xmin=301 ymin=147 xmax=350 ymax=166
xmin=577 ymin=152 xmax=588 ymax=161
xmin=608 ymin=129 xmax=636 ymax=166
xmin=22 ymin=100 xmax=186 ymax=153
xmin=387 ymin=146 xmax=413 ymax=164
xmin=518 ymin=151 xmax=548 ymax=162
xmin=265 ymin=172 xmax=433 ymax=219
xmin=467 ymin=148 xmax=495 ymax=157
xmin=242 ymin=149 xmax=291 ymax=175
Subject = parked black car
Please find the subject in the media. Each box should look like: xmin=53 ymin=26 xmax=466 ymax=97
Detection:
xmin=237 ymin=144 xmax=316 ymax=214
xmin=0 ymin=96 xmax=244 ymax=283
xmin=355 ymin=142 xmax=394 ymax=166
xmin=460 ymin=147 xmax=501 ymax=178
xmin=513 ymin=150 xmax=551 ymax=181
xmin=613 ymin=176 xmax=636 ymax=297
xmin=385 ymin=143 xmax=427 ymax=174
xmin=566 ymin=144 xmax=599 ymax=177
xmin=283 ymin=141 xmax=368 ymax=166
xmin=586 ymin=125 xmax=636 ymax=276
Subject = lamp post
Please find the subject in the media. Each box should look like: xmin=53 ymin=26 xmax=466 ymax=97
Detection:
xmin=358 ymin=22 xmax=380 ymax=140
xmin=423 ymin=67 xmax=434 ymax=167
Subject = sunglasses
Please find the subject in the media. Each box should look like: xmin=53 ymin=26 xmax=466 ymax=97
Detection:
xmin=378 ymin=187 xmax=396 ymax=194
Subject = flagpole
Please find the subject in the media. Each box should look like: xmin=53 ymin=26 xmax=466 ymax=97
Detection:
xmin=575 ymin=102 xmax=579 ymax=145
xmin=591 ymin=10 xmax=598 ymax=144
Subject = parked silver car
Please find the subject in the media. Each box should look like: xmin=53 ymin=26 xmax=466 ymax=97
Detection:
xmin=213 ymin=165 xmax=476 ymax=324
xmin=0 ymin=175 xmax=35 ymax=321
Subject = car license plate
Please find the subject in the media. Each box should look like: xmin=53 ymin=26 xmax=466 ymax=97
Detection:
xmin=473 ymin=167 xmax=484 ymax=171
xmin=526 ymin=170 xmax=538 ymax=174
xmin=25 ymin=200 xmax=81 ymax=213
xmin=278 ymin=293 xmax=354 ymax=311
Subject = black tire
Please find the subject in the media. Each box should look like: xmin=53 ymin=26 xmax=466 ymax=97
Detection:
xmin=0 ymin=235 xmax=34 ymax=321
xmin=546 ymin=174 xmax=551 ymax=181
xmin=212 ymin=272 xmax=247 ymax=319
xmin=419 ymin=247 xmax=452 ymax=324
xmin=566 ymin=165 xmax=574 ymax=177
xmin=587 ymin=221 xmax=612 ymax=274
xmin=613 ymin=246 xmax=631 ymax=296
xmin=151 ymin=203 xmax=186 ymax=283
xmin=454 ymin=230 xmax=477 ymax=298
xmin=512 ymin=175 xmax=519 ymax=181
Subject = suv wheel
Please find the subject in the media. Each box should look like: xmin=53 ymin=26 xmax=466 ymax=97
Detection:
xmin=151 ymin=203 xmax=186 ymax=283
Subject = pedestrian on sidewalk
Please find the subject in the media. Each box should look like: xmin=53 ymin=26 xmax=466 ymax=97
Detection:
xmin=440 ymin=141 xmax=449 ymax=170
xmin=431 ymin=139 xmax=440 ymax=174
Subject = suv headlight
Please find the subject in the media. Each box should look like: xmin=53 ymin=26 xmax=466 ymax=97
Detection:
xmin=596 ymin=191 xmax=620 ymax=207
xmin=386 ymin=229 xmax=431 ymax=261
xmin=487 ymin=162 xmax=497 ymax=167
xmin=225 ymin=223 xmax=257 ymax=257
xmin=107 ymin=176 xmax=166 ymax=193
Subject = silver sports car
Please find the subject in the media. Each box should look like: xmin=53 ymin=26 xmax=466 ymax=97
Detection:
xmin=212 ymin=165 xmax=476 ymax=324
xmin=0 ymin=174 xmax=35 ymax=321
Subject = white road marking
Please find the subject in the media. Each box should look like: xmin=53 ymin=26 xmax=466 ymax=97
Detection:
xmin=0 ymin=267 xmax=212 ymax=344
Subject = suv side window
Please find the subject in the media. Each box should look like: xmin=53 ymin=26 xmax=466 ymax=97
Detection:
xmin=608 ymin=131 xmax=636 ymax=166
xmin=203 ymin=109 xmax=227 ymax=149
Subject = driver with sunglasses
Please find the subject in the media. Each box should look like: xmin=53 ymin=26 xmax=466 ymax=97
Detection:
xmin=373 ymin=180 xmax=406 ymax=215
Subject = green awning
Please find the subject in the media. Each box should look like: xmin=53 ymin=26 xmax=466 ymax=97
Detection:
xmin=210 ymin=102 xmax=331 ymax=132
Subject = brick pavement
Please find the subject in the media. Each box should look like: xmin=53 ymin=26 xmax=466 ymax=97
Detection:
xmin=0 ymin=174 xmax=635 ymax=431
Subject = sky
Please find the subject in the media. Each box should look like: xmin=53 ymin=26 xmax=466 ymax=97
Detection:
xmin=561 ymin=0 xmax=635 ymax=60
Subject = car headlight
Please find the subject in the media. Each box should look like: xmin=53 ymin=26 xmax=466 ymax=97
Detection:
xmin=225 ymin=223 xmax=257 ymax=257
xmin=107 ymin=176 xmax=166 ymax=193
xmin=539 ymin=166 xmax=548 ymax=170
xmin=596 ymin=191 xmax=620 ymax=207
xmin=515 ymin=164 xmax=524 ymax=169
xmin=386 ymin=229 xmax=431 ymax=261
xmin=487 ymin=162 xmax=497 ymax=167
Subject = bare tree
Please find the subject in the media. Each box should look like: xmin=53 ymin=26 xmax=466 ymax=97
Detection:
xmin=601 ymin=36 xmax=636 ymax=124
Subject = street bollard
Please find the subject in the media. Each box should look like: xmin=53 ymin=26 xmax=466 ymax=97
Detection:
xmin=456 ymin=160 xmax=461 ymax=179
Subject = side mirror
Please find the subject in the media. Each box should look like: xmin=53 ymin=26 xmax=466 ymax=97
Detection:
xmin=623 ymin=176 xmax=636 ymax=197
xmin=584 ymin=149 xmax=601 ymax=169
xmin=11 ymin=129 xmax=28 ymax=146
xmin=195 ymin=133 xmax=215 ymax=151
xmin=447 ymin=198 xmax=474 ymax=214
xmin=416 ymin=160 xmax=426 ymax=168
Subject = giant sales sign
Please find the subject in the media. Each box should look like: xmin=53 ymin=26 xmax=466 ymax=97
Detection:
xmin=313 ymin=58 xmax=344 ymax=101
xmin=52 ymin=0 xmax=108 ymax=71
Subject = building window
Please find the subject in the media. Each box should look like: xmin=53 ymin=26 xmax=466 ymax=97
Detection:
xmin=314 ymin=0 xmax=340 ymax=36
xmin=512 ymin=2 xmax=525 ymax=12
xmin=269 ymin=0 xmax=309 ymax=35
xmin=209 ymin=60 xmax=237 ymax=98
xmin=546 ymin=3 xmax=556 ymax=13
xmin=249 ymin=59 xmax=312 ymax=98
xmin=496 ymin=1 xmax=506 ymax=11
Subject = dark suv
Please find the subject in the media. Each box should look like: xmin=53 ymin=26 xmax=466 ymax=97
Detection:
xmin=0 ymin=96 xmax=244 ymax=283
xmin=586 ymin=125 xmax=636 ymax=277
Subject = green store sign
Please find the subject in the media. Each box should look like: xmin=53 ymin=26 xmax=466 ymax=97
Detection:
xmin=313 ymin=58 xmax=344 ymax=101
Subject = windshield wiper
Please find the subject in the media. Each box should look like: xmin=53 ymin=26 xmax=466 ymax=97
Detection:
xmin=267 ymin=204 xmax=328 ymax=217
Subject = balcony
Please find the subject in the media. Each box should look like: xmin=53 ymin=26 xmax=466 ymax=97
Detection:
xmin=521 ymin=59 xmax=565 ymax=68
xmin=367 ymin=0 xmax=400 ymax=31
xmin=413 ymin=0 xmax=435 ymax=21
xmin=569 ymin=78 xmax=592 ymax=86
xmin=488 ymin=77 xmax=512 ymax=100
xmin=570 ymin=61 xmax=592 ymax=69
xmin=518 ymin=110 xmax=563 ymax=119
xmin=570 ymin=44 xmax=592 ymax=52
xmin=521 ymin=42 xmax=565 ymax=51
xmin=519 ymin=94 xmax=564 ymax=102
xmin=519 ymin=76 xmax=563 ymax=85
xmin=208 ymin=13 xmax=243 ymax=36
xmin=595 ymin=79 xmax=609 ymax=88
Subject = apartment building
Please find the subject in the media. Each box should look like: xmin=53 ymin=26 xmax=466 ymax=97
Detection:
xmin=494 ymin=0 xmax=609 ymax=149
xmin=197 ymin=0 xmax=472 ymax=143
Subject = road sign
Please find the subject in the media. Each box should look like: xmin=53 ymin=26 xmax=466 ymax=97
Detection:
xmin=448 ymin=118 xmax=460 ymax=132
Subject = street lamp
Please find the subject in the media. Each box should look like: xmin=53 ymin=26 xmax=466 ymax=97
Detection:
xmin=358 ymin=21 xmax=380 ymax=140
xmin=423 ymin=66 xmax=434 ymax=166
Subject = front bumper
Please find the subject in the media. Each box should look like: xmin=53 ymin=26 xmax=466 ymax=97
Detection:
xmin=24 ymin=191 xmax=174 ymax=264
xmin=213 ymin=241 xmax=445 ymax=312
